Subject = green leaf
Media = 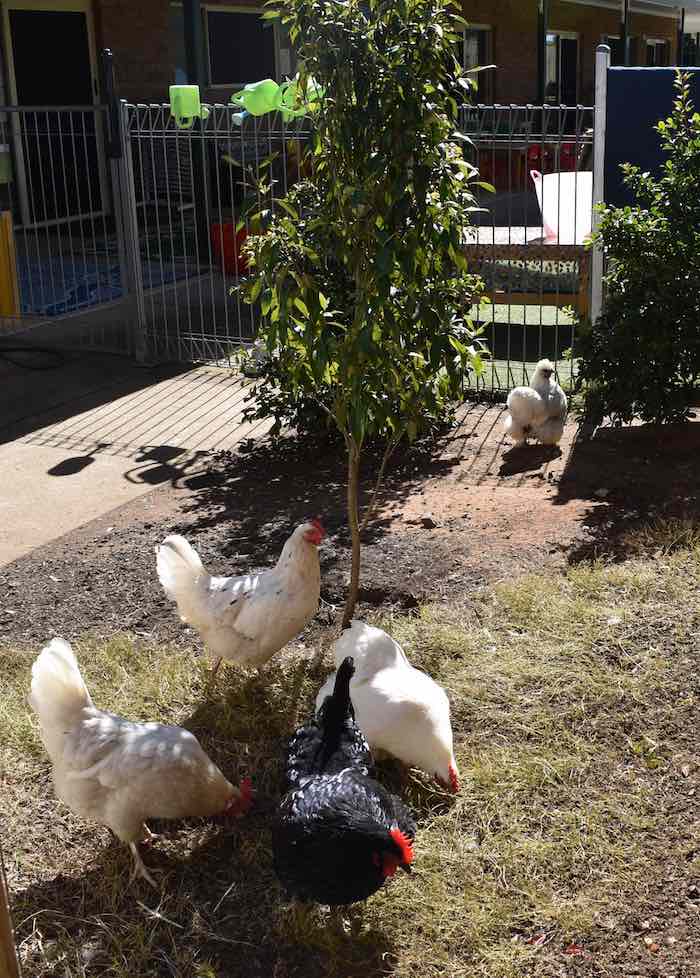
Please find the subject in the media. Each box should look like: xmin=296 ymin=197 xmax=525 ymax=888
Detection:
xmin=276 ymin=197 xmax=300 ymax=220
xmin=249 ymin=277 xmax=263 ymax=303
xmin=241 ymin=0 xmax=491 ymax=590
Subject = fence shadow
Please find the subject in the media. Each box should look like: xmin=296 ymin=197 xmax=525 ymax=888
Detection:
xmin=0 ymin=351 xmax=188 ymax=446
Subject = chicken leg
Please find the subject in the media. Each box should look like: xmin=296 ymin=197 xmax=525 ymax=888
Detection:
xmin=129 ymin=842 xmax=158 ymax=889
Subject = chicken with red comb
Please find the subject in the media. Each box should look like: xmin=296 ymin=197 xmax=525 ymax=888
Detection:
xmin=156 ymin=520 xmax=325 ymax=676
xmin=315 ymin=621 xmax=459 ymax=793
xmin=273 ymin=657 xmax=416 ymax=905
xmin=28 ymin=639 xmax=252 ymax=888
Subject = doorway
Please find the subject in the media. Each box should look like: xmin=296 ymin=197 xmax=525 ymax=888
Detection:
xmin=545 ymin=32 xmax=579 ymax=105
xmin=1 ymin=0 xmax=108 ymax=226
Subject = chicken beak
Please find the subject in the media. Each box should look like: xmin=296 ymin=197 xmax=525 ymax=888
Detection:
xmin=400 ymin=863 xmax=412 ymax=875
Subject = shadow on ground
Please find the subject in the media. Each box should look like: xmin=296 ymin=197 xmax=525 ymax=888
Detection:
xmin=174 ymin=428 xmax=464 ymax=610
xmin=555 ymin=420 xmax=700 ymax=562
xmin=0 ymin=351 xmax=188 ymax=446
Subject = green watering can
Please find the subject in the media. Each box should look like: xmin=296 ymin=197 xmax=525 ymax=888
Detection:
xmin=230 ymin=75 xmax=324 ymax=124
xmin=169 ymin=85 xmax=210 ymax=129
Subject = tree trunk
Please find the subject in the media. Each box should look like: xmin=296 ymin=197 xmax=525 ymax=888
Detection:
xmin=342 ymin=440 xmax=361 ymax=629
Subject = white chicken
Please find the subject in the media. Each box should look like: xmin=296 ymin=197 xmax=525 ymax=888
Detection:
xmin=503 ymin=358 xmax=568 ymax=446
xmin=28 ymin=639 xmax=252 ymax=887
xmin=315 ymin=621 xmax=459 ymax=792
xmin=156 ymin=520 xmax=325 ymax=675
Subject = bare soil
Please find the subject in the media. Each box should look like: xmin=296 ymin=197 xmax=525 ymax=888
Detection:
xmin=2 ymin=404 xmax=698 ymax=649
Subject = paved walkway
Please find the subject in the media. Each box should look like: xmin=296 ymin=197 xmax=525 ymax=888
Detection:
xmin=0 ymin=353 xmax=270 ymax=566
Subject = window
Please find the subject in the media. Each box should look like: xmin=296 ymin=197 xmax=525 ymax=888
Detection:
xmin=545 ymin=32 xmax=578 ymax=105
xmin=170 ymin=3 xmax=188 ymax=84
xmin=646 ymin=38 xmax=669 ymax=67
xmin=605 ymin=35 xmax=639 ymax=66
xmin=205 ymin=8 xmax=276 ymax=87
xmin=455 ymin=26 xmax=493 ymax=103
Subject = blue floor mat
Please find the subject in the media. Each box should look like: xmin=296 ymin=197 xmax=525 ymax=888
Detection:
xmin=18 ymin=257 xmax=194 ymax=317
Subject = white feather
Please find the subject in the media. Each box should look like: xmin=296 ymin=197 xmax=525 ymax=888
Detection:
xmin=27 ymin=639 xmax=235 ymax=844
xmin=503 ymin=359 xmax=567 ymax=446
xmin=315 ymin=621 xmax=459 ymax=791
xmin=156 ymin=524 xmax=322 ymax=667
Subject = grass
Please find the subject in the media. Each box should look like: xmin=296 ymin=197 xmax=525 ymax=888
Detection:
xmin=1 ymin=525 xmax=699 ymax=978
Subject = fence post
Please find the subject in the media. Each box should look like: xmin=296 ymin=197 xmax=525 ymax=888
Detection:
xmin=590 ymin=44 xmax=610 ymax=328
xmin=1 ymin=842 xmax=21 ymax=978
xmin=117 ymin=100 xmax=148 ymax=362
xmin=100 ymin=49 xmax=137 ymax=359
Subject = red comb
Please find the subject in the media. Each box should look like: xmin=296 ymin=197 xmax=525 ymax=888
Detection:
xmin=311 ymin=517 xmax=326 ymax=534
xmin=390 ymin=827 xmax=414 ymax=865
xmin=449 ymin=763 xmax=460 ymax=794
xmin=225 ymin=777 xmax=253 ymax=818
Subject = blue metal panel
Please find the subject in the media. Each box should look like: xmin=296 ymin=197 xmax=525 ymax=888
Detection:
xmin=604 ymin=66 xmax=700 ymax=207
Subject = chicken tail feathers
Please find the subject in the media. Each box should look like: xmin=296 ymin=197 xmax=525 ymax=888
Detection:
xmin=331 ymin=656 xmax=355 ymax=716
xmin=315 ymin=656 xmax=356 ymax=759
xmin=156 ymin=535 xmax=209 ymax=616
xmin=28 ymin=638 xmax=93 ymax=735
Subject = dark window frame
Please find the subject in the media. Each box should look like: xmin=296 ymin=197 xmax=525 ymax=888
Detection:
xmin=204 ymin=5 xmax=277 ymax=88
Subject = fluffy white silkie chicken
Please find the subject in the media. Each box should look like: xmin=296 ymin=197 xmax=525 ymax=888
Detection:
xmin=156 ymin=519 xmax=325 ymax=675
xmin=503 ymin=358 xmax=568 ymax=446
xmin=28 ymin=639 xmax=252 ymax=887
xmin=315 ymin=621 xmax=459 ymax=793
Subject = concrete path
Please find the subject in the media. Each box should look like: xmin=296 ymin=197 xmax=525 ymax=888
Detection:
xmin=0 ymin=353 xmax=270 ymax=566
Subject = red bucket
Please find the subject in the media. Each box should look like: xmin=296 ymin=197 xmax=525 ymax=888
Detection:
xmin=211 ymin=222 xmax=249 ymax=276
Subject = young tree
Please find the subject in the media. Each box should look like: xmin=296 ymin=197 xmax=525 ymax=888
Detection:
xmin=578 ymin=73 xmax=700 ymax=425
xmin=245 ymin=0 xmax=487 ymax=627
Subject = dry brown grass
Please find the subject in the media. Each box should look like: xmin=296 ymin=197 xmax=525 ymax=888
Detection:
xmin=1 ymin=522 xmax=699 ymax=977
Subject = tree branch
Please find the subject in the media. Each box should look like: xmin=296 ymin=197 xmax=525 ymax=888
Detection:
xmin=358 ymin=435 xmax=400 ymax=535
xmin=341 ymin=438 xmax=361 ymax=630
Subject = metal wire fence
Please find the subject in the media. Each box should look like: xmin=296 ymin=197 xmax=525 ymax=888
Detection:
xmin=0 ymin=104 xmax=133 ymax=353
xmin=0 ymin=94 xmax=595 ymax=394
xmin=460 ymin=103 xmax=594 ymax=393
xmin=120 ymin=103 xmax=310 ymax=364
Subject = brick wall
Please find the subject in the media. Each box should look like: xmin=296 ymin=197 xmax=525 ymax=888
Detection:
xmin=95 ymin=0 xmax=262 ymax=104
xmin=95 ymin=0 xmax=172 ymax=103
xmin=93 ymin=0 xmax=680 ymax=105
xmin=462 ymin=0 xmax=678 ymax=105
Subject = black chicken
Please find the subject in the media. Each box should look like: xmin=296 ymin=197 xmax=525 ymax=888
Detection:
xmin=273 ymin=656 xmax=416 ymax=905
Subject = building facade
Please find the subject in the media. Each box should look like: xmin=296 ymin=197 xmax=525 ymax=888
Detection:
xmin=0 ymin=1 xmax=685 ymax=110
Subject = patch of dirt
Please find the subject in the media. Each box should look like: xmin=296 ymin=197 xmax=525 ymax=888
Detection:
xmin=1 ymin=405 xmax=699 ymax=650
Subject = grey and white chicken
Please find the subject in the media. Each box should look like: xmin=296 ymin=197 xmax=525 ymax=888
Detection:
xmin=28 ymin=639 xmax=252 ymax=887
xmin=156 ymin=520 xmax=325 ymax=675
xmin=503 ymin=359 xmax=567 ymax=446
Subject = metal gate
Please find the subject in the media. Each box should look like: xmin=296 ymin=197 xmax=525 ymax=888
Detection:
xmin=118 ymin=100 xmax=310 ymax=365
xmin=0 ymin=100 xmax=134 ymax=354
xmin=117 ymin=98 xmax=596 ymax=392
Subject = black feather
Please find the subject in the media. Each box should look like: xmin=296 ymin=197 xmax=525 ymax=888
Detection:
xmin=273 ymin=655 xmax=416 ymax=905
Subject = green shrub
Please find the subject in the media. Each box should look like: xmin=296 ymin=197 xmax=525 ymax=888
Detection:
xmin=578 ymin=72 xmax=700 ymax=425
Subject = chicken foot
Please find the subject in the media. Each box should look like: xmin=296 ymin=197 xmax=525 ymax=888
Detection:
xmin=129 ymin=842 xmax=159 ymax=889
